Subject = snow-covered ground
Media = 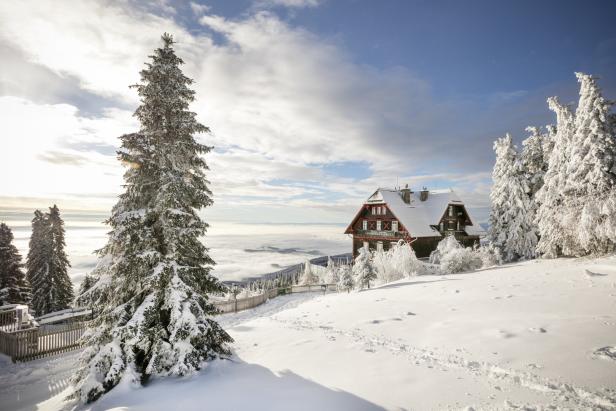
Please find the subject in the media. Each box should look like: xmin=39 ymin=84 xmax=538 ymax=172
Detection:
xmin=2 ymin=256 xmax=616 ymax=410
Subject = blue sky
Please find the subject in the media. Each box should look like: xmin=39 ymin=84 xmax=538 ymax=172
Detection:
xmin=0 ymin=0 xmax=615 ymax=224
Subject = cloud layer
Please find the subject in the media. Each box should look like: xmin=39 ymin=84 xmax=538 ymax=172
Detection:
xmin=0 ymin=1 xmax=496 ymax=222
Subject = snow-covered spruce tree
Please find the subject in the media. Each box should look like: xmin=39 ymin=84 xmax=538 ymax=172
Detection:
xmin=27 ymin=210 xmax=52 ymax=315
xmin=521 ymin=126 xmax=548 ymax=200
xmin=47 ymin=205 xmax=74 ymax=310
xmin=536 ymin=97 xmax=576 ymax=257
xmin=338 ymin=265 xmax=354 ymax=293
xmin=0 ymin=223 xmax=31 ymax=305
xmin=71 ymin=34 xmax=232 ymax=403
xmin=565 ymin=73 xmax=616 ymax=254
xmin=352 ymin=247 xmax=376 ymax=289
xmin=489 ymin=134 xmax=537 ymax=260
xmin=26 ymin=207 xmax=73 ymax=315
xmin=300 ymin=259 xmax=318 ymax=285
xmin=325 ymin=256 xmax=339 ymax=284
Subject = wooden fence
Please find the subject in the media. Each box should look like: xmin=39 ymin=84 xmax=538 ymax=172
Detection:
xmin=0 ymin=321 xmax=88 ymax=362
xmin=212 ymin=283 xmax=337 ymax=314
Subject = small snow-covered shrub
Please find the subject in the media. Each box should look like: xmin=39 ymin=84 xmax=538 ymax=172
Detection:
xmin=433 ymin=235 xmax=482 ymax=274
xmin=373 ymin=241 xmax=423 ymax=283
xmin=440 ymin=247 xmax=483 ymax=274
xmin=429 ymin=235 xmax=461 ymax=265
xmin=475 ymin=243 xmax=503 ymax=268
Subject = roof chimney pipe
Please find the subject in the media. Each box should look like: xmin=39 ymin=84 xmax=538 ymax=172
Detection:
xmin=400 ymin=184 xmax=411 ymax=204
xmin=420 ymin=187 xmax=429 ymax=201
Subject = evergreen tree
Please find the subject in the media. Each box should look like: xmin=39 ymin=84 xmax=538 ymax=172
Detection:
xmin=27 ymin=210 xmax=52 ymax=315
xmin=521 ymin=126 xmax=548 ymax=199
xmin=72 ymin=34 xmax=232 ymax=403
xmin=352 ymin=247 xmax=376 ymax=289
xmin=338 ymin=265 xmax=354 ymax=293
xmin=489 ymin=134 xmax=537 ymax=261
xmin=48 ymin=205 xmax=74 ymax=310
xmin=325 ymin=257 xmax=340 ymax=284
xmin=300 ymin=259 xmax=318 ymax=285
xmin=536 ymin=97 xmax=577 ymax=257
xmin=566 ymin=73 xmax=616 ymax=254
xmin=26 ymin=207 xmax=73 ymax=315
xmin=0 ymin=223 xmax=31 ymax=305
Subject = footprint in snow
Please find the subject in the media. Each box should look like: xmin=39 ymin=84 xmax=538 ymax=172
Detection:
xmin=585 ymin=269 xmax=608 ymax=277
xmin=529 ymin=327 xmax=547 ymax=333
xmin=593 ymin=346 xmax=616 ymax=361
xmin=371 ymin=319 xmax=381 ymax=324
xmin=406 ymin=311 xmax=416 ymax=316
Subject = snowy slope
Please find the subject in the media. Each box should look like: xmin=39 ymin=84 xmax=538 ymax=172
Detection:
xmin=2 ymin=256 xmax=616 ymax=410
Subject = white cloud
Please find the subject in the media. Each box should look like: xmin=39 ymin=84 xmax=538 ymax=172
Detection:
xmin=253 ymin=0 xmax=321 ymax=9
xmin=0 ymin=1 xmax=491 ymax=222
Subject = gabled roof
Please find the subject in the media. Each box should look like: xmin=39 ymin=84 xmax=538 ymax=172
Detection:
xmin=346 ymin=188 xmax=484 ymax=238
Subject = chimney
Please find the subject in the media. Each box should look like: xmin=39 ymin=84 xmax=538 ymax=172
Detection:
xmin=420 ymin=187 xmax=429 ymax=202
xmin=400 ymin=184 xmax=411 ymax=204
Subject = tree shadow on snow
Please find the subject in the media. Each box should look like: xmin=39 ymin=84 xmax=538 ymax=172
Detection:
xmin=374 ymin=278 xmax=458 ymax=291
xmin=85 ymin=356 xmax=386 ymax=411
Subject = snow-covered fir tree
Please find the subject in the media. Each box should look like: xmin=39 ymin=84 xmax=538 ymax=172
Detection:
xmin=536 ymin=73 xmax=616 ymax=257
xmin=300 ymin=259 xmax=318 ymax=285
xmin=535 ymin=97 xmax=576 ymax=257
xmin=27 ymin=210 xmax=51 ymax=314
xmin=338 ymin=265 xmax=354 ymax=293
xmin=489 ymin=134 xmax=537 ymax=261
xmin=352 ymin=247 xmax=376 ymax=289
xmin=26 ymin=207 xmax=72 ymax=315
xmin=48 ymin=205 xmax=74 ymax=310
xmin=565 ymin=73 xmax=616 ymax=254
xmin=521 ymin=126 xmax=548 ymax=199
xmin=71 ymin=34 xmax=232 ymax=403
xmin=325 ymin=256 xmax=339 ymax=284
xmin=0 ymin=223 xmax=31 ymax=305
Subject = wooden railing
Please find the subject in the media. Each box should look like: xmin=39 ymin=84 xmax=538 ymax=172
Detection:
xmin=212 ymin=284 xmax=337 ymax=314
xmin=0 ymin=321 xmax=89 ymax=362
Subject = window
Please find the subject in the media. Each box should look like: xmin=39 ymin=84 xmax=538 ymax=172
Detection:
xmin=392 ymin=221 xmax=398 ymax=232
xmin=377 ymin=241 xmax=383 ymax=252
xmin=376 ymin=220 xmax=382 ymax=231
xmin=440 ymin=222 xmax=444 ymax=231
xmin=457 ymin=221 xmax=460 ymax=231
xmin=362 ymin=220 xmax=368 ymax=230
xmin=449 ymin=205 xmax=453 ymax=217
xmin=371 ymin=207 xmax=375 ymax=215
xmin=363 ymin=241 xmax=369 ymax=250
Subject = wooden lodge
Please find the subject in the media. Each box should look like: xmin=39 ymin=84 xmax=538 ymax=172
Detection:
xmin=344 ymin=186 xmax=484 ymax=258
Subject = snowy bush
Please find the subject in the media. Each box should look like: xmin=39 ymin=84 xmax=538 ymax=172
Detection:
xmin=429 ymin=235 xmax=460 ymax=265
xmin=432 ymin=236 xmax=483 ymax=274
xmin=372 ymin=241 xmax=422 ymax=283
xmin=440 ymin=247 xmax=483 ymax=274
xmin=474 ymin=243 xmax=503 ymax=268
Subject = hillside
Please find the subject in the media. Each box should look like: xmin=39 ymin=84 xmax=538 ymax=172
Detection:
xmin=2 ymin=256 xmax=616 ymax=410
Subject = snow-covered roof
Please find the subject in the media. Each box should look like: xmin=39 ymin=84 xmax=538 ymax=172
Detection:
xmin=356 ymin=188 xmax=484 ymax=238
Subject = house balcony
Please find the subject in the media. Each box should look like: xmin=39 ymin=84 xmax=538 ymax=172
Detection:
xmin=353 ymin=229 xmax=407 ymax=239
